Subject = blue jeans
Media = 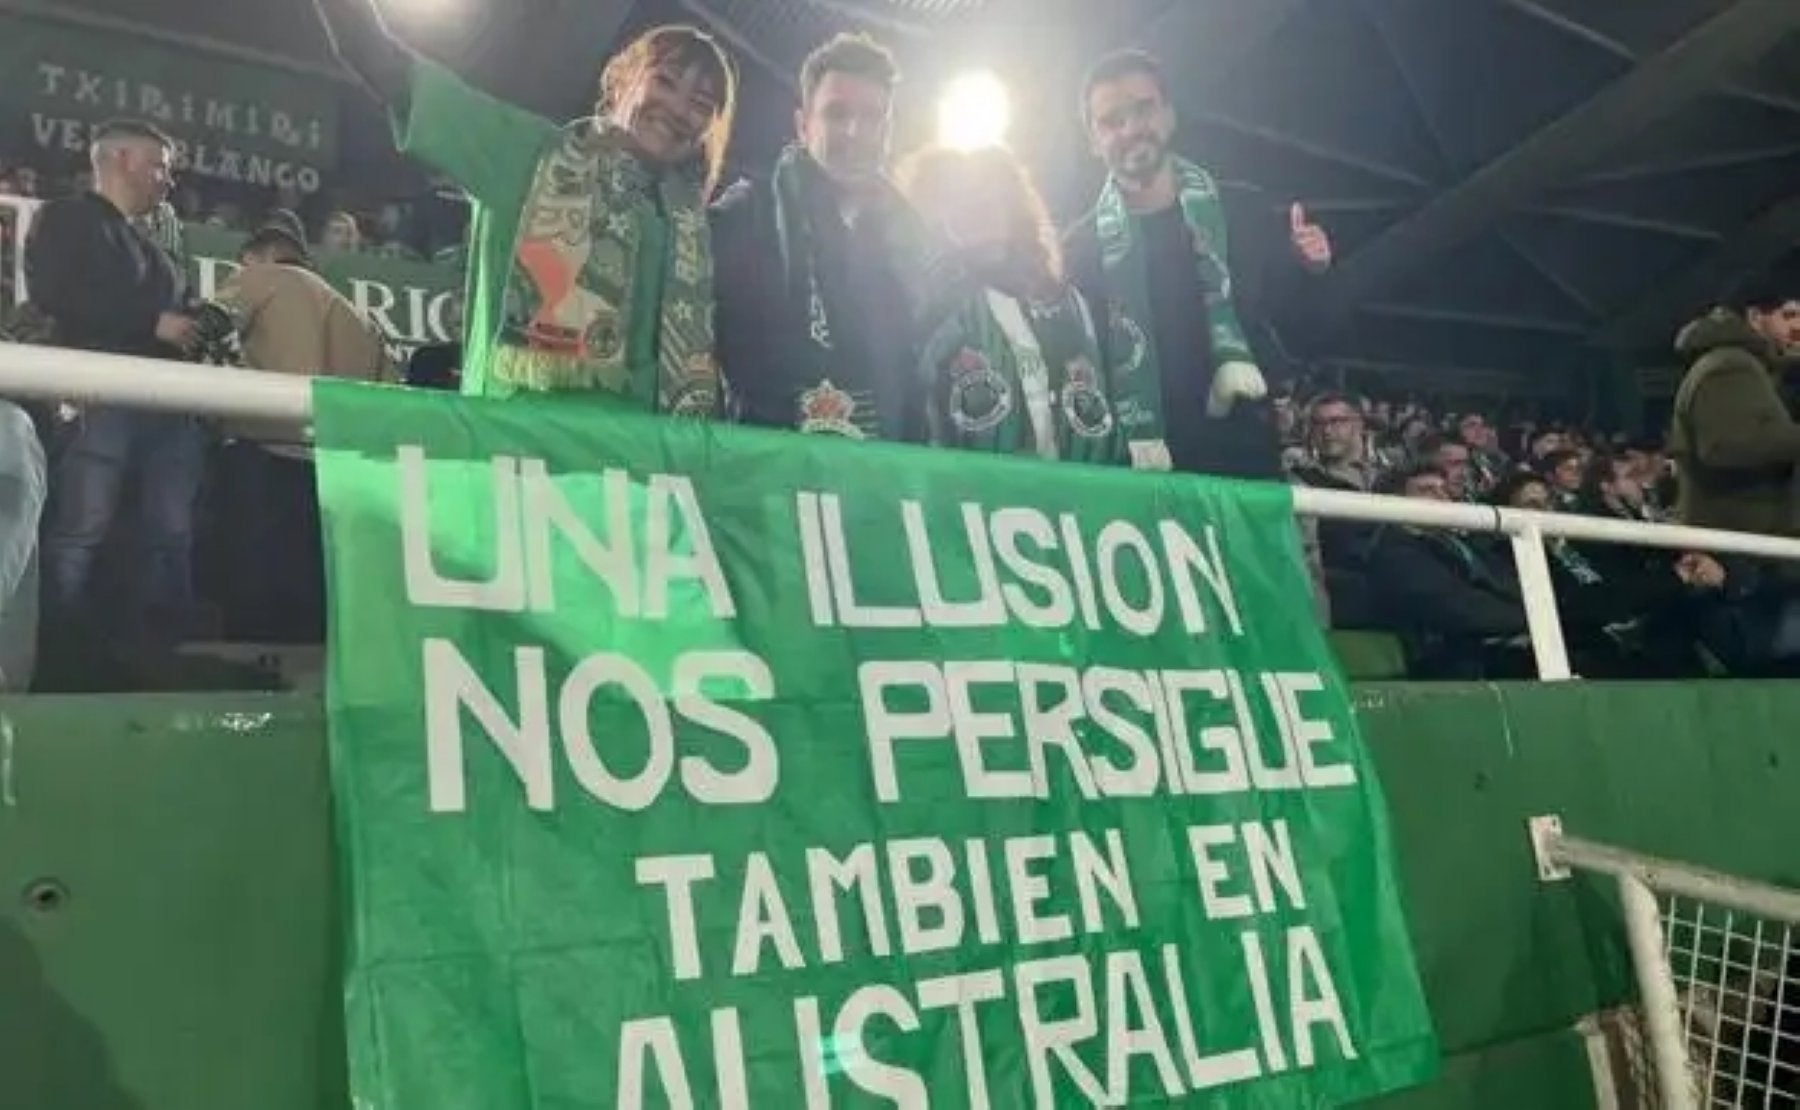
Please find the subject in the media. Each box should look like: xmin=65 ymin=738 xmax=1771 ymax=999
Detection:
xmin=42 ymin=407 xmax=203 ymax=662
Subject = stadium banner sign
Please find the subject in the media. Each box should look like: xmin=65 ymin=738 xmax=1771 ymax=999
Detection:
xmin=311 ymin=381 xmax=1439 ymax=1108
xmin=182 ymin=222 xmax=460 ymax=360
xmin=0 ymin=197 xmax=459 ymax=360
xmin=0 ymin=11 xmax=338 ymax=191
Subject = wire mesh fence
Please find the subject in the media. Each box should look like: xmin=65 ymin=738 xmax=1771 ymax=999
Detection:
xmin=1663 ymin=896 xmax=1800 ymax=1108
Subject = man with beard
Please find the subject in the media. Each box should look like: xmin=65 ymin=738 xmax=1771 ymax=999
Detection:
xmin=712 ymin=34 xmax=945 ymax=442
xmin=311 ymin=0 xmax=736 ymax=413
xmin=1066 ymin=50 xmax=1330 ymax=479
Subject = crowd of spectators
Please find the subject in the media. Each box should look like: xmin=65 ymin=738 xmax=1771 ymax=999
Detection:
xmin=1280 ymin=287 xmax=1800 ymax=682
xmin=0 ymin=151 xmax=468 ymax=263
xmin=4 ymin=44 xmax=1800 ymax=694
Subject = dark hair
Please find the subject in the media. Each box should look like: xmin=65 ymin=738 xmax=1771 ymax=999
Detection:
xmin=1306 ymin=391 xmax=1359 ymax=414
xmin=1376 ymin=465 xmax=1443 ymax=497
xmin=240 ymin=225 xmax=307 ymax=263
xmin=800 ymin=33 xmax=899 ymax=106
xmin=1080 ymin=49 xmax=1169 ymax=127
xmin=93 ymin=118 xmax=174 ymax=148
xmin=1489 ymin=470 xmax=1548 ymax=508
xmin=1418 ymin=433 xmax=1465 ymax=459
xmin=1578 ymin=452 xmax=1632 ymax=505
xmin=1727 ymin=259 xmax=1800 ymax=313
xmin=1539 ymin=448 xmax=1582 ymax=476
xmin=600 ymin=24 xmax=738 ymax=198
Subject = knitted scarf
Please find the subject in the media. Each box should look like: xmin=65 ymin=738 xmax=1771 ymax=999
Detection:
xmin=920 ymin=283 xmax=1120 ymax=464
xmin=770 ymin=146 xmax=941 ymax=438
xmin=494 ymin=122 xmax=721 ymax=415
xmin=1094 ymin=158 xmax=1253 ymax=442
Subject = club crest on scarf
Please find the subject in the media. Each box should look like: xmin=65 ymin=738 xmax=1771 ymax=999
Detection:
xmin=493 ymin=122 xmax=718 ymax=411
xmin=1108 ymin=302 xmax=1148 ymax=379
xmin=799 ymin=379 xmax=864 ymax=438
xmin=948 ymin=346 xmax=1013 ymax=434
xmin=1062 ymin=356 xmax=1115 ymax=439
xmin=667 ymin=352 xmax=724 ymax=418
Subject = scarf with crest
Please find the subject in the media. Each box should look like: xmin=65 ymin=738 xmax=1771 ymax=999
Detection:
xmin=494 ymin=122 xmax=721 ymax=416
xmin=1094 ymin=157 xmax=1252 ymax=442
xmin=769 ymin=146 xmax=946 ymax=439
xmin=919 ymin=283 xmax=1121 ymax=464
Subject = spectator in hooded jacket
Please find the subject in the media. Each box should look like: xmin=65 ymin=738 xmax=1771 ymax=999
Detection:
xmin=1668 ymin=270 xmax=1800 ymax=538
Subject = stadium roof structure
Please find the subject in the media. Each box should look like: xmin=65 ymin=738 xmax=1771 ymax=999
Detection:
xmin=23 ymin=0 xmax=1800 ymax=397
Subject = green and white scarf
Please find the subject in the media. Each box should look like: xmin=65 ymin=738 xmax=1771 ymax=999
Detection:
xmin=920 ymin=284 xmax=1121 ymax=465
xmin=770 ymin=146 xmax=943 ymax=438
xmin=1095 ymin=158 xmax=1253 ymax=444
xmin=494 ymin=122 xmax=721 ymax=416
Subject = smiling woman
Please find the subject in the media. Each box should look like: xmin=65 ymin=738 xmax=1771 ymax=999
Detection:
xmin=310 ymin=0 xmax=737 ymax=407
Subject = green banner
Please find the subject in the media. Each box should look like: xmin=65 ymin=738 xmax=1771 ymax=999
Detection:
xmin=182 ymin=222 xmax=460 ymax=361
xmin=313 ymin=381 xmax=1438 ymax=1108
xmin=0 ymin=12 xmax=337 ymax=191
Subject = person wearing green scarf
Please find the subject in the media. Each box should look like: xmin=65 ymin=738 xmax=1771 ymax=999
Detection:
xmin=310 ymin=0 xmax=737 ymax=414
xmin=713 ymin=34 xmax=947 ymax=442
xmin=1065 ymin=50 xmax=1332 ymax=480
xmin=900 ymin=145 xmax=1121 ymax=465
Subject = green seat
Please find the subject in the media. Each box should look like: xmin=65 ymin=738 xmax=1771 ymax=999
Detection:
xmin=1332 ymin=629 xmax=1408 ymax=680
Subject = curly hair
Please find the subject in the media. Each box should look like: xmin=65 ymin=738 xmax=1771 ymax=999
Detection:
xmin=897 ymin=144 xmax=1063 ymax=286
xmin=598 ymin=24 xmax=738 ymax=197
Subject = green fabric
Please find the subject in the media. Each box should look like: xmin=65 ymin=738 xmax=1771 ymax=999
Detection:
xmin=770 ymin=146 xmax=941 ymax=438
xmin=393 ymin=58 xmax=549 ymax=400
xmin=492 ymin=124 xmax=718 ymax=412
xmin=918 ymin=283 xmax=1122 ymax=464
xmin=1095 ymin=158 xmax=1254 ymax=442
xmin=313 ymin=378 xmax=1438 ymax=1108
xmin=0 ymin=9 xmax=339 ymax=187
xmin=394 ymin=59 xmax=718 ymax=414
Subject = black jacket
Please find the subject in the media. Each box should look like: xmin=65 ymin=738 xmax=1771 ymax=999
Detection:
xmin=25 ymin=192 xmax=187 ymax=360
xmin=1368 ymin=525 xmax=1528 ymax=677
xmin=1062 ymin=207 xmax=1281 ymax=480
xmin=711 ymin=173 xmax=925 ymax=442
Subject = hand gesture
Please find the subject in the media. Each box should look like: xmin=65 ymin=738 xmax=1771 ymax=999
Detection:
xmin=155 ymin=311 xmax=200 ymax=353
xmin=1675 ymin=552 xmax=1726 ymax=590
xmin=1290 ymin=202 xmax=1332 ymax=274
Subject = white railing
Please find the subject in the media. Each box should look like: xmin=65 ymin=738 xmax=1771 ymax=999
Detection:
xmin=7 ymin=339 xmax=1800 ymax=682
xmin=1533 ymin=817 xmax=1800 ymax=1108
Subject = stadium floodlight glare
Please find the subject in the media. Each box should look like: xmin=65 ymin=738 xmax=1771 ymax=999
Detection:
xmin=379 ymin=0 xmax=457 ymax=19
xmin=937 ymin=70 xmax=1011 ymax=151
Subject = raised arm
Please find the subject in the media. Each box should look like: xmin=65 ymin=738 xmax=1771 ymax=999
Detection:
xmin=311 ymin=0 xmax=552 ymax=203
xmin=311 ymin=0 xmax=411 ymax=105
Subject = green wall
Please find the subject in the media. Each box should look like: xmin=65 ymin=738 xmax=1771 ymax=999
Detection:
xmin=4 ymin=681 xmax=1797 ymax=1108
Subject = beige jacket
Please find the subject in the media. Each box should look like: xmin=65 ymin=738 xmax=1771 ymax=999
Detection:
xmin=221 ymin=262 xmax=389 ymax=451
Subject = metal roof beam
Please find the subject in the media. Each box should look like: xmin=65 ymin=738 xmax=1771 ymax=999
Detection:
xmin=675 ymin=0 xmax=798 ymax=90
xmin=1361 ymin=303 xmax=1591 ymax=335
xmin=1599 ymin=195 xmax=1800 ymax=350
xmin=1317 ymin=0 xmax=1800 ymax=327
xmin=800 ymin=0 xmax=931 ymax=39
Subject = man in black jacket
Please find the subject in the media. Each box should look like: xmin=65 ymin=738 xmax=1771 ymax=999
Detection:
xmin=1064 ymin=50 xmax=1331 ymax=480
xmin=25 ymin=119 xmax=203 ymax=687
xmin=711 ymin=34 xmax=941 ymax=442
xmin=1366 ymin=466 xmax=1531 ymax=678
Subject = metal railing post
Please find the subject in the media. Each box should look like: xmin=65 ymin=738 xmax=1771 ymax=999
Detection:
xmin=1619 ymin=873 xmax=1700 ymax=1110
xmin=1509 ymin=521 xmax=1574 ymax=681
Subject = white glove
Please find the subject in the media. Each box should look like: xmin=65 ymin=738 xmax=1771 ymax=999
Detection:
xmin=1207 ymin=360 xmax=1267 ymax=417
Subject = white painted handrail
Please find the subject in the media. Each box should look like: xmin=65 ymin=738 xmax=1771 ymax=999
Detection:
xmin=5 ymin=341 xmax=1800 ymax=681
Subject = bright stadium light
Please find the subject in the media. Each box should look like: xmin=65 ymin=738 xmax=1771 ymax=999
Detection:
xmin=937 ymin=70 xmax=1012 ymax=151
